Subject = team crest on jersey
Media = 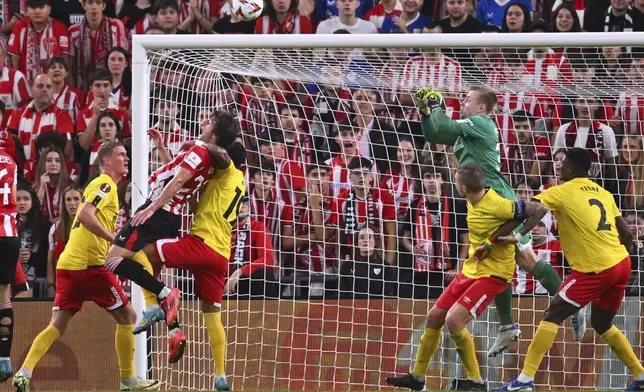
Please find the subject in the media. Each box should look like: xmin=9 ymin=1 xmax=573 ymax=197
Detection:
xmin=100 ymin=183 xmax=111 ymax=193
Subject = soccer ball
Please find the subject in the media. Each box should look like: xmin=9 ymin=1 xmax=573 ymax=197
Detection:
xmin=232 ymin=0 xmax=263 ymax=21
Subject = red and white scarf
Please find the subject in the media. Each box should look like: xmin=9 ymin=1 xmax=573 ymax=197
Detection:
xmin=383 ymin=168 xmax=415 ymax=219
xmin=249 ymin=188 xmax=280 ymax=250
xmin=78 ymin=17 xmax=111 ymax=90
xmin=413 ymin=194 xmax=450 ymax=272
xmin=284 ymin=133 xmax=313 ymax=165
xmin=42 ymin=183 xmax=61 ymax=221
xmin=25 ymin=20 xmax=55 ymax=83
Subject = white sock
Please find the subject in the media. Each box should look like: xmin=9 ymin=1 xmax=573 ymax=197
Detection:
xmin=144 ymin=304 xmax=160 ymax=312
xmin=121 ymin=375 xmax=137 ymax=386
xmin=0 ymin=357 xmax=10 ymax=361
xmin=17 ymin=367 xmax=32 ymax=379
xmin=169 ymin=328 xmax=179 ymax=337
xmin=410 ymin=371 xmax=424 ymax=382
xmin=215 ymin=374 xmax=227 ymax=383
xmin=470 ymin=378 xmax=484 ymax=384
xmin=517 ymin=374 xmax=533 ymax=383
xmin=158 ymin=287 xmax=171 ymax=300
xmin=635 ymin=372 xmax=644 ymax=381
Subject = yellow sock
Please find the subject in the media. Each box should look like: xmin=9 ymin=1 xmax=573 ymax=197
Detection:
xmin=412 ymin=327 xmax=442 ymax=377
xmin=522 ymin=321 xmax=559 ymax=378
xmin=600 ymin=325 xmax=644 ymax=377
xmin=22 ymin=325 xmax=60 ymax=372
xmin=132 ymin=252 xmax=158 ymax=307
xmin=451 ymin=328 xmax=481 ymax=381
xmin=115 ymin=324 xmax=136 ymax=379
xmin=203 ymin=312 xmax=226 ymax=375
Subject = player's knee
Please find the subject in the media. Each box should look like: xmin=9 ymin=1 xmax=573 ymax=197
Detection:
xmin=426 ymin=306 xmax=446 ymax=330
xmin=542 ymin=303 xmax=570 ymax=325
xmin=590 ymin=314 xmax=611 ymax=335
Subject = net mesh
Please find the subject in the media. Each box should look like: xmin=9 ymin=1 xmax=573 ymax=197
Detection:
xmin=141 ymin=43 xmax=644 ymax=390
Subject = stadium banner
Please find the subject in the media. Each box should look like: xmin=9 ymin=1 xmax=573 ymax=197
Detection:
xmin=10 ymin=298 xmax=643 ymax=391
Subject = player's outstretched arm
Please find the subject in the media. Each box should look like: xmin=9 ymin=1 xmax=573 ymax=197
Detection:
xmin=415 ymin=88 xmax=462 ymax=146
xmin=201 ymin=143 xmax=232 ymax=170
xmin=515 ymin=201 xmax=549 ymax=237
xmin=615 ymin=216 xmax=634 ymax=252
xmin=77 ymin=203 xmax=115 ymax=242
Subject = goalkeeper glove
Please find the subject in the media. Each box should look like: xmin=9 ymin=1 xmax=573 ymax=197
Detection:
xmin=413 ymin=88 xmax=444 ymax=116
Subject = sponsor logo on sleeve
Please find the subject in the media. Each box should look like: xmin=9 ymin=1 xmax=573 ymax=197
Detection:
xmin=184 ymin=151 xmax=203 ymax=170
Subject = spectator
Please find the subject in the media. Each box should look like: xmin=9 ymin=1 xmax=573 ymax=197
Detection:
xmin=615 ymin=55 xmax=644 ymax=135
xmin=513 ymin=221 xmax=564 ymax=294
xmin=337 ymin=157 xmax=396 ymax=264
xmin=515 ymin=178 xmax=554 ymax=238
xmin=339 ymin=224 xmax=396 ymax=298
xmin=35 ymin=146 xmax=71 ymax=223
xmin=7 ymin=0 xmax=70 ymax=84
xmin=380 ymin=0 xmax=428 ymax=33
xmin=316 ymin=0 xmax=378 ymax=33
xmin=400 ymin=166 xmax=467 ymax=299
xmin=596 ymin=46 xmax=628 ymax=87
xmin=525 ymin=20 xmax=572 ymax=87
xmin=0 ymin=0 xmax=26 ymax=35
xmin=279 ymin=103 xmax=313 ymax=166
xmin=248 ymin=163 xmax=281 ymax=249
xmin=255 ymin=0 xmax=313 ymax=33
xmin=149 ymin=90 xmax=189 ymax=156
xmin=179 ymin=0 xmax=221 ymax=34
xmin=550 ymin=2 xmax=582 ymax=34
xmin=541 ymin=147 xmax=565 ymax=191
xmin=308 ymin=68 xmax=351 ymax=156
xmin=507 ymin=110 xmax=551 ymax=187
xmin=84 ymin=47 xmax=131 ymax=110
xmin=500 ymin=2 xmax=531 ymax=32
xmin=144 ymin=22 xmax=163 ymax=34
xmin=617 ymin=135 xmax=644 ymax=210
xmin=46 ymin=183 xmax=81 ymax=296
xmin=315 ymin=0 xmax=373 ymax=22
xmin=478 ymin=0 xmax=532 ymax=28
xmin=380 ymin=136 xmax=419 ymax=221
xmin=116 ymin=178 xmax=131 ymax=232
xmin=16 ymin=182 xmax=49 ymax=298
xmin=210 ymin=0 xmax=255 ymax=33
xmin=256 ymin=128 xmax=285 ymax=173
xmin=552 ymin=94 xmax=618 ymax=183
xmin=79 ymin=111 xmax=121 ymax=185
xmin=0 ymin=44 xmax=31 ymax=127
xmin=34 ymin=131 xmax=77 ymax=182
xmin=242 ymin=77 xmax=280 ymax=146
xmin=77 ymin=69 xmax=131 ymax=149
xmin=228 ymin=198 xmax=279 ymax=299
xmin=7 ymin=74 xmax=74 ymax=167
xmin=152 ymin=0 xmax=188 ymax=34
xmin=118 ymin=0 xmax=153 ymax=32
xmin=585 ymin=0 xmax=636 ymax=32
xmin=50 ymin=0 xmax=115 ymax=26
xmin=548 ymin=0 xmax=585 ymax=26
xmin=47 ymin=57 xmax=83 ymax=129
xmin=363 ymin=0 xmax=401 ymax=31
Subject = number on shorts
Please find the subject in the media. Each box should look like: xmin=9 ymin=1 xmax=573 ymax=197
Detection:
xmin=589 ymin=198 xmax=611 ymax=231
xmin=223 ymin=186 xmax=243 ymax=225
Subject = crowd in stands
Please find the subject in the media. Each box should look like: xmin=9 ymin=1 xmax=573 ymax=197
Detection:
xmin=1 ymin=0 xmax=644 ymax=300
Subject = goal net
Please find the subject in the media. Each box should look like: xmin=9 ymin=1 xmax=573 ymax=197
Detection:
xmin=131 ymin=33 xmax=644 ymax=391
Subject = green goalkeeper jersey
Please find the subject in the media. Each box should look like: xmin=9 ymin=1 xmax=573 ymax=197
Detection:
xmin=421 ymin=108 xmax=517 ymax=201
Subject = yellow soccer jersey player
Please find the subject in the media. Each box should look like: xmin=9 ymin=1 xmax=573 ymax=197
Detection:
xmin=57 ymin=173 xmax=119 ymax=270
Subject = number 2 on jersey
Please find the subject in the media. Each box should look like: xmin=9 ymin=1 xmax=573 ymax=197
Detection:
xmin=589 ymin=198 xmax=611 ymax=231
xmin=223 ymin=187 xmax=244 ymax=225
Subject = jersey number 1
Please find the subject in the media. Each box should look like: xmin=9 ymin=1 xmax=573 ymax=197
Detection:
xmin=223 ymin=187 xmax=244 ymax=225
xmin=589 ymin=199 xmax=611 ymax=231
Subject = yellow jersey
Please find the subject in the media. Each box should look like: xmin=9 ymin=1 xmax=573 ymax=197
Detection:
xmin=462 ymin=189 xmax=520 ymax=282
xmin=534 ymin=177 xmax=628 ymax=274
xmin=57 ymin=174 xmax=119 ymax=271
xmin=191 ymin=161 xmax=245 ymax=257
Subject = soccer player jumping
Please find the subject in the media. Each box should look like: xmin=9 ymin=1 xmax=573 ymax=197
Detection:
xmin=386 ymin=163 xmax=548 ymax=391
xmin=414 ymin=87 xmax=585 ymax=356
xmin=497 ymin=148 xmax=644 ymax=391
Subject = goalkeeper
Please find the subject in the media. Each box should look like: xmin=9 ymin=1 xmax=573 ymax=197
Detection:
xmin=413 ymin=86 xmax=585 ymax=357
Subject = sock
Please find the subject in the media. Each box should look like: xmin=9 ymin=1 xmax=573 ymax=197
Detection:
xmin=115 ymin=324 xmax=136 ymax=379
xmin=113 ymin=258 xmax=166 ymax=296
xmin=600 ymin=325 xmax=644 ymax=377
xmin=0 ymin=302 xmax=14 ymax=358
xmin=636 ymin=373 xmax=644 ymax=381
xmin=451 ymin=328 xmax=481 ymax=381
xmin=494 ymin=285 xmax=514 ymax=326
xmin=203 ymin=312 xmax=226 ymax=375
xmin=159 ymin=287 xmax=171 ymax=300
xmin=132 ymin=252 xmax=159 ymax=307
xmin=517 ymin=374 xmax=533 ymax=383
xmin=22 ymin=325 xmax=60 ymax=373
xmin=522 ymin=321 xmax=559 ymax=378
xmin=168 ymin=319 xmax=180 ymax=334
xmin=411 ymin=327 xmax=442 ymax=379
xmin=531 ymin=260 xmax=563 ymax=296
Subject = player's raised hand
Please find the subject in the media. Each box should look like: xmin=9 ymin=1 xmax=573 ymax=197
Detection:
xmin=130 ymin=205 xmax=156 ymax=227
xmin=148 ymin=129 xmax=166 ymax=150
xmin=309 ymin=183 xmax=322 ymax=208
xmin=413 ymin=88 xmax=444 ymax=115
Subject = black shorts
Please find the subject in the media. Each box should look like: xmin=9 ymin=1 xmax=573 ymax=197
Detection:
xmin=112 ymin=200 xmax=183 ymax=253
xmin=0 ymin=237 xmax=20 ymax=285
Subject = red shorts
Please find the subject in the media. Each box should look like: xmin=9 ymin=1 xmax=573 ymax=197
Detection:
xmin=435 ymin=272 xmax=509 ymax=317
xmin=154 ymin=235 xmax=228 ymax=307
xmin=54 ymin=267 xmax=129 ymax=312
xmin=558 ymin=257 xmax=631 ymax=313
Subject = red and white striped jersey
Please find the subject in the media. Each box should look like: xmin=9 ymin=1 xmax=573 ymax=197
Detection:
xmin=130 ymin=14 xmax=154 ymax=35
xmin=148 ymin=144 xmax=214 ymax=215
xmin=86 ymin=83 xmax=130 ymax=111
xmin=0 ymin=67 xmax=30 ymax=126
xmin=76 ymin=101 xmax=132 ymax=139
xmin=524 ymin=49 xmax=572 ymax=88
xmin=116 ymin=205 xmax=130 ymax=232
xmin=380 ymin=168 xmax=416 ymax=220
xmin=616 ymin=92 xmax=644 ymax=135
xmin=254 ymin=14 xmax=313 ymax=34
xmin=400 ymin=54 xmax=462 ymax=93
xmin=148 ymin=122 xmax=190 ymax=157
xmin=325 ymin=154 xmax=379 ymax=198
xmin=277 ymin=159 xmax=306 ymax=206
xmin=0 ymin=151 xmax=18 ymax=237
xmin=53 ymin=85 xmax=83 ymax=127
xmin=249 ymin=188 xmax=282 ymax=251
xmin=363 ymin=1 xmax=402 ymax=31
xmin=514 ymin=235 xmax=564 ymax=294
xmin=241 ymin=96 xmax=280 ymax=139
xmin=178 ymin=0 xmax=221 ymax=34
xmin=6 ymin=102 xmax=74 ymax=161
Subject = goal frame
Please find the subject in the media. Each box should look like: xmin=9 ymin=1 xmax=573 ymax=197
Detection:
xmin=130 ymin=31 xmax=644 ymax=380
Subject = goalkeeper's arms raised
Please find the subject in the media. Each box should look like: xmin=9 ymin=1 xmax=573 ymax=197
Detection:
xmin=414 ymin=88 xmax=465 ymax=146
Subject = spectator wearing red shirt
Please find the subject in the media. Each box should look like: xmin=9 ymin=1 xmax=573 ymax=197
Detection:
xmin=7 ymin=74 xmax=74 ymax=166
xmin=153 ymin=0 xmax=189 ymax=34
xmin=507 ymin=110 xmax=551 ymax=188
xmin=47 ymin=57 xmax=83 ymax=128
xmin=337 ymin=157 xmax=396 ymax=264
xmin=514 ymin=221 xmax=564 ymax=295
xmin=85 ymin=47 xmax=131 ymax=110
xmin=148 ymin=90 xmax=188 ymax=156
xmin=68 ymin=0 xmax=129 ymax=92
xmin=0 ymin=0 xmax=27 ymax=36
xmin=34 ymin=146 xmax=72 ymax=223
xmin=228 ymin=199 xmax=279 ymax=299
xmin=524 ymin=20 xmax=572 ymax=87
xmin=77 ymin=69 xmax=131 ymax=149
xmin=7 ymin=0 xmax=70 ymax=84
xmin=380 ymin=137 xmax=418 ymax=221
xmin=255 ymin=0 xmax=313 ymax=33
xmin=179 ymin=0 xmax=222 ymax=34
xmin=363 ymin=0 xmax=401 ymax=31
xmin=0 ymin=44 xmax=31 ymax=128
xmin=614 ymin=56 xmax=644 ymax=136
xmin=248 ymin=162 xmax=282 ymax=250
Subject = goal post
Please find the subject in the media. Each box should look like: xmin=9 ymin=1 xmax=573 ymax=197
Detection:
xmin=131 ymin=32 xmax=644 ymax=389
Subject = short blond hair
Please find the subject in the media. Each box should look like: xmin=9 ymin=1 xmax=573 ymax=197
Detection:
xmin=471 ymin=85 xmax=498 ymax=114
